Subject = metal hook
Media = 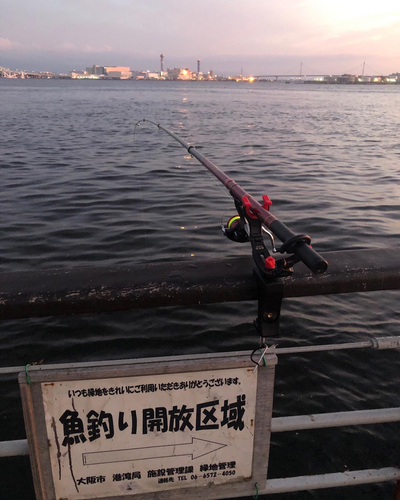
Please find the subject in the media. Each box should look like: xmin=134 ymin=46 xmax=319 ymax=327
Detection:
xmin=252 ymin=345 xmax=269 ymax=373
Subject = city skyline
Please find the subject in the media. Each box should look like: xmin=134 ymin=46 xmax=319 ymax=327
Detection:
xmin=3 ymin=59 xmax=400 ymax=80
xmin=1 ymin=0 xmax=400 ymax=74
xmin=3 ymin=60 xmax=400 ymax=81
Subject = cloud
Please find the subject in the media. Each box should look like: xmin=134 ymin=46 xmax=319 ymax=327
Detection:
xmin=56 ymin=42 xmax=78 ymax=51
xmin=55 ymin=42 xmax=112 ymax=53
xmin=305 ymin=20 xmax=400 ymax=59
xmin=83 ymin=44 xmax=112 ymax=53
xmin=0 ymin=38 xmax=22 ymax=50
xmin=0 ymin=38 xmax=44 ymax=51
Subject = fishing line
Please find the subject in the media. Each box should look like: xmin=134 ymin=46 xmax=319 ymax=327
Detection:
xmin=132 ymin=121 xmax=152 ymax=262
xmin=135 ymin=119 xmax=232 ymax=202
xmin=136 ymin=119 xmax=234 ymax=234
xmin=198 ymin=163 xmax=234 ymax=202
xmin=186 ymin=156 xmax=234 ymax=231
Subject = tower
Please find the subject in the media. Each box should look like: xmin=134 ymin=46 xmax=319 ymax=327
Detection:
xmin=160 ymin=54 xmax=164 ymax=74
xmin=197 ymin=59 xmax=201 ymax=75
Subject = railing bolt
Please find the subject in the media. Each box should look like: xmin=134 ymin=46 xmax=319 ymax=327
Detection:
xmin=263 ymin=310 xmax=279 ymax=323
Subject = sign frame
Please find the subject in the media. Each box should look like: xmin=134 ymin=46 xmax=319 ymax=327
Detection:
xmin=19 ymin=351 xmax=277 ymax=500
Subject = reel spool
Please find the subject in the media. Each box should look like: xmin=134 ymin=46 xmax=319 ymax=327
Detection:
xmin=222 ymin=215 xmax=250 ymax=243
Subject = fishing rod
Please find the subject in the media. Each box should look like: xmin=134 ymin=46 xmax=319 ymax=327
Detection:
xmin=137 ymin=119 xmax=328 ymax=280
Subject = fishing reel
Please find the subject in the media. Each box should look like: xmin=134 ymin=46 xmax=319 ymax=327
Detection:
xmin=222 ymin=213 xmax=277 ymax=252
xmin=222 ymin=215 xmax=250 ymax=243
xmin=222 ymin=198 xmax=290 ymax=278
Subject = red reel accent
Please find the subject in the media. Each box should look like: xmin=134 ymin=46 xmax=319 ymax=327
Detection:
xmin=262 ymin=195 xmax=272 ymax=211
xmin=265 ymin=256 xmax=276 ymax=269
xmin=242 ymin=196 xmax=258 ymax=219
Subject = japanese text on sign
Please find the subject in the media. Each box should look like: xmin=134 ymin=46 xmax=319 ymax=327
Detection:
xmin=42 ymin=367 xmax=257 ymax=499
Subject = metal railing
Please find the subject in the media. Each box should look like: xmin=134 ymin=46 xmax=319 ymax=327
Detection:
xmin=1 ymin=248 xmax=399 ymax=320
xmin=0 ymin=247 xmax=399 ymax=497
xmin=1 ymin=338 xmax=400 ymax=496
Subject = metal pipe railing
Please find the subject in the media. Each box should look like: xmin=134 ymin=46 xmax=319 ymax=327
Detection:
xmin=0 ymin=439 xmax=29 ymax=458
xmin=271 ymin=407 xmax=400 ymax=433
xmin=262 ymin=468 xmax=400 ymax=494
xmin=0 ymin=248 xmax=399 ymax=320
xmin=1 ymin=336 xmax=398 ymax=375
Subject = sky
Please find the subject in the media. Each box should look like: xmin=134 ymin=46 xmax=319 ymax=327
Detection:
xmin=1 ymin=0 xmax=400 ymax=75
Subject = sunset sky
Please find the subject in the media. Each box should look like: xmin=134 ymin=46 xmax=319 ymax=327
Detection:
xmin=1 ymin=0 xmax=399 ymax=74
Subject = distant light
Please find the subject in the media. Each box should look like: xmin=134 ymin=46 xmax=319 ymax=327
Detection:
xmin=249 ymin=76 xmax=255 ymax=82
xmin=181 ymin=227 xmax=185 ymax=229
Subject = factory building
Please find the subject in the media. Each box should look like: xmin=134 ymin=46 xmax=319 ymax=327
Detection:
xmin=86 ymin=65 xmax=106 ymax=76
xmin=104 ymin=66 xmax=131 ymax=78
xmin=324 ymin=74 xmax=356 ymax=84
xmin=145 ymin=71 xmax=160 ymax=79
xmin=131 ymin=70 xmax=147 ymax=80
xmin=167 ymin=68 xmax=193 ymax=80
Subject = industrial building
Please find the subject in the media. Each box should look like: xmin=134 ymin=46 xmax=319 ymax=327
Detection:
xmin=103 ymin=66 xmax=131 ymax=78
xmin=167 ymin=68 xmax=193 ymax=80
xmin=86 ymin=65 xmax=106 ymax=76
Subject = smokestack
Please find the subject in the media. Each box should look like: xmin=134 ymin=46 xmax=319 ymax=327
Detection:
xmin=197 ymin=59 xmax=201 ymax=75
xmin=160 ymin=54 xmax=164 ymax=73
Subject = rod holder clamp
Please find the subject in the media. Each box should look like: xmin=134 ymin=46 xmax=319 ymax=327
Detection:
xmin=253 ymin=268 xmax=284 ymax=338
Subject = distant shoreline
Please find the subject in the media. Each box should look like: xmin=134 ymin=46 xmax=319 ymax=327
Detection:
xmin=1 ymin=77 xmax=399 ymax=85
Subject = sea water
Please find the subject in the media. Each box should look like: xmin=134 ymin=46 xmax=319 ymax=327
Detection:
xmin=1 ymin=79 xmax=399 ymax=499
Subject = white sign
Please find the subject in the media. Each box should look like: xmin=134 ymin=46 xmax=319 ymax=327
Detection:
xmin=41 ymin=367 xmax=258 ymax=499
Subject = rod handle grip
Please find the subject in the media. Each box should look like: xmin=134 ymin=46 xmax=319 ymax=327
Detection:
xmin=294 ymin=242 xmax=328 ymax=274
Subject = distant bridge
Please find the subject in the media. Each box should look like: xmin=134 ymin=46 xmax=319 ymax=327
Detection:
xmin=0 ymin=66 xmax=52 ymax=79
xmin=254 ymin=74 xmax=380 ymax=80
xmin=253 ymin=61 xmax=392 ymax=80
xmin=0 ymin=66 xmax=23 ymax=78
xmin=255 ymin=74 xmax=332 ymax=79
